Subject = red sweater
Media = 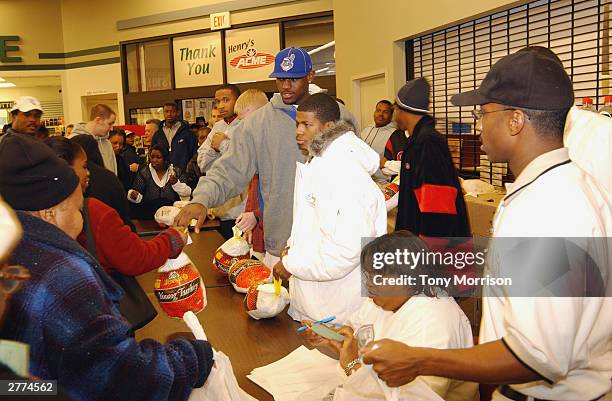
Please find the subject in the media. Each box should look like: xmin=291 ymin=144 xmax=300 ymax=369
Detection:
xmin=77 ymin=197 xmax=184 ymax=275
xmin=244 ymin=175 xmax=265 ymax=253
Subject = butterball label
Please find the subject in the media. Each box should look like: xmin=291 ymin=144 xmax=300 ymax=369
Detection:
xmin=155 ymin=279 xmax=200 ymax=303
xmin=229 ymin=260 xmax=261 ymax=281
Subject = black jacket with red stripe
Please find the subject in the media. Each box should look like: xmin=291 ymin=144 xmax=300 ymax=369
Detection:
xmin=395 ymin=115 xmax=470 ymax=237
xmin=384 ymin=129 xmax=409 ymax=163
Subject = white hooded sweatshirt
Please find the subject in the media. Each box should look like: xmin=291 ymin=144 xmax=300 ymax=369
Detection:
xmin=283 ymin=121 xmax=387 ymax=324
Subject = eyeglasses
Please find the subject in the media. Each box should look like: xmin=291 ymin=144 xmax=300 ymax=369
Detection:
xmin=0 ymin=265 xmax=31 ymax=296
xmin=471 ymin=108 xmax=516 ymax=120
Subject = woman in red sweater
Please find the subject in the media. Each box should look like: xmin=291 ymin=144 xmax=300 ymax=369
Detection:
xmin=45 ymin=137 xmax=187 ymax=275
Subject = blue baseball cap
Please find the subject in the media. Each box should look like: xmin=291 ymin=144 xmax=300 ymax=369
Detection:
xmin=269 ymin=47 xmax=313 ymax=78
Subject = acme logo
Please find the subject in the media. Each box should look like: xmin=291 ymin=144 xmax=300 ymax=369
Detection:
xmin=230 ymin=48 xmax=274 ymax=69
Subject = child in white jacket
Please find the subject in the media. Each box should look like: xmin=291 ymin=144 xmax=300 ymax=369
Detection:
xmin=273 ymin=93 xmax=387 ymax=324
xmin=302 ymin=231 xmax=479 ymax=401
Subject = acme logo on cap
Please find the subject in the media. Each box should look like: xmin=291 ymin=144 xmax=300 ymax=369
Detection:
xmin=230 ymin=48 xmax=275 ymax=70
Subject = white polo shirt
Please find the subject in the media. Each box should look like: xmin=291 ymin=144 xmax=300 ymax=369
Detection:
xmin=480 ymin=148 xmax=611 ymax=401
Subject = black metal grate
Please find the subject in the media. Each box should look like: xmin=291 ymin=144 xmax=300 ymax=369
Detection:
xmin=408 ymin=0 xmax=611 ymax=186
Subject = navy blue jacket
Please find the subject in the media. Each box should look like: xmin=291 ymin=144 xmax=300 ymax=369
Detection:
xmin=152 ymin=121 xmax=197 ymax=171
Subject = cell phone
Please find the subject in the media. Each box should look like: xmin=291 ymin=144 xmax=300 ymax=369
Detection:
xmin=311 ymin=324 xmax=345 ymax=341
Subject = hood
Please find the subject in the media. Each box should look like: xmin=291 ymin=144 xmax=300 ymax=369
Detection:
xmin=270 ymin=83 xmax=327 ymax=110
xmin=72 ymin=122 xmax=109 ymax=140
xmin=270 ymin=93 xmax=298 ymax=111
xmin=310 ymin=120 xmax=379 ymax=175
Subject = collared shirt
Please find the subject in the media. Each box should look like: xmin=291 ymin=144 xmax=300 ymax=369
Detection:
xmin=162 ymin=121 xmax=180 ymax=148
xmin=480 ymin=148 xmax=611 ymax=400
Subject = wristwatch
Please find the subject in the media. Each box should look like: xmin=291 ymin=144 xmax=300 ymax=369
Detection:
xmin=343 ymin=358 xmax=360 ymax=376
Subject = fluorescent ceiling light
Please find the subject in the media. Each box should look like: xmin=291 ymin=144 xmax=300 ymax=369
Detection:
xmin=308 ymin=41 xmax=335 ymax=55
xmin=315 ymin=67 xmax=330 ymax=73
xmin=0 ymin=82 xmax=16 ymax=88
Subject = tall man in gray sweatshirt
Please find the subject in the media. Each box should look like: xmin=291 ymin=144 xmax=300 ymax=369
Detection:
xmin=176 ymin=47 xmax=359 ymax=265
xmin=71 ymin=104 xmax=117 ymax=175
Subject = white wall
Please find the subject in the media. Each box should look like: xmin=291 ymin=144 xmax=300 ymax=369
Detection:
xmin=334 ymin=0 xmax=521 ymax=110
xmin=0 ymin=86 xmax=62 ymax=103
xmin=61 ymin=63 xmax=124 ymax=125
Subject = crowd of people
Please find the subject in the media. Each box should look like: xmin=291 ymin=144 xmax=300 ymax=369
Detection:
xmin=0 ymin=43 xmax=609 ymax=401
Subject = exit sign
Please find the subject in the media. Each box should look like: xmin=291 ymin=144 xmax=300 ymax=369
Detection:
xmin=210 ymin=12 xmax=231 ymax=30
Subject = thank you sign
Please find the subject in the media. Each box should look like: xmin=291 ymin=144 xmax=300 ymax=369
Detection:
xmin=173 ymin=32 xmax=223 ymax=88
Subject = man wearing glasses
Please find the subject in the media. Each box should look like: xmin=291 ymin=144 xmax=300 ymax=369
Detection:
xmin=362 ymin=49 xmax=611 ymax=401
xmin=392 ymin=77 xmax=470 ymax=237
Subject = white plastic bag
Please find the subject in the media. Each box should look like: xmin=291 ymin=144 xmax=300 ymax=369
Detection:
xmin=459 ymin=178 xmax=495 ymax=197
xmin=183 ymin=312 xmax=257 ymax=401
xmin=154 ymin=205 xmax=181 ymax=226
xmin=173 ymin=200 xmax=190 ymax=208
xmin=245 ymin=283 xmax=290 ymax=320
xmin=331 ymin=365 xmax=442 ymax=401
xmin=212 ymin=226 xmax=250 ymax=275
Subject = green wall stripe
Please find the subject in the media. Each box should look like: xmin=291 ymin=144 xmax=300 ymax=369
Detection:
xmin=0 ymin=57 xmax=120 ymax=71
xmin=38 ymin=45 xmax=119 ymax=59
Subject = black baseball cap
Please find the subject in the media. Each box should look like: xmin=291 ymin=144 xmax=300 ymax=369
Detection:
xmin=451 ymin=50 xmax=574 ymax=110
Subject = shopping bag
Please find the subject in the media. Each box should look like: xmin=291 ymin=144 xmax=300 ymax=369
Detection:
xmin=244 ymin=280 xmax=290 ymax=320
xmin=154 ymin=206 xmax=181 ymax=226
xmin=183 ymin=312 xmax=258 ymax=401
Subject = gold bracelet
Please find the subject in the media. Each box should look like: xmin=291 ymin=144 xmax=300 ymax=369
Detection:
xmin=343 ymin=358 xmax=360 ymax=376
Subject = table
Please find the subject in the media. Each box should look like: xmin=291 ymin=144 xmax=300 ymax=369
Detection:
xmin=135 ymin=229 xmax=304 ymax=401
xmin=132 ymin=218 xmax=221 ymax=237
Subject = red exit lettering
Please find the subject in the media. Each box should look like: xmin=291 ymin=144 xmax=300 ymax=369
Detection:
xmin=214 ymin=16 xmax=225 ymax=28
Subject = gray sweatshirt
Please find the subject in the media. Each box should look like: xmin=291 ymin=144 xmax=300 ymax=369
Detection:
xmin=192 ymin=93 xmax=359 ymax=255
xmin=72 ymin=123 xmax=117 ymax=175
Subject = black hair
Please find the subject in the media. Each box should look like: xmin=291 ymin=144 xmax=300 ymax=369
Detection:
xmin=149 ymin=144 xmax=170 ymax=169
xmin=109 ymin=128 xmax=126 ymax=141
xmin=297 ymin=93 xmax=340 ymax=124
xmin=190 ymin=123 xmax=199 ymax=130
xmin=515 ymin=107 xmax=571 ymax=139
xmin=196 ymin=116 xmax=206 ymax=123
xmin=360 ymin=230 xmax=442 ymax=298
xmin=71 ymin=134 xmax=104 ymax=167
xmin=163 ymin=102 xmax=179 ymax=110
xmin=377 ymin=99 xmax=393 ymax=108
xmin=44 ymin=136 xmax=84 ymax=165
xmin=216 ymin=84 xmax=241 ymax=99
